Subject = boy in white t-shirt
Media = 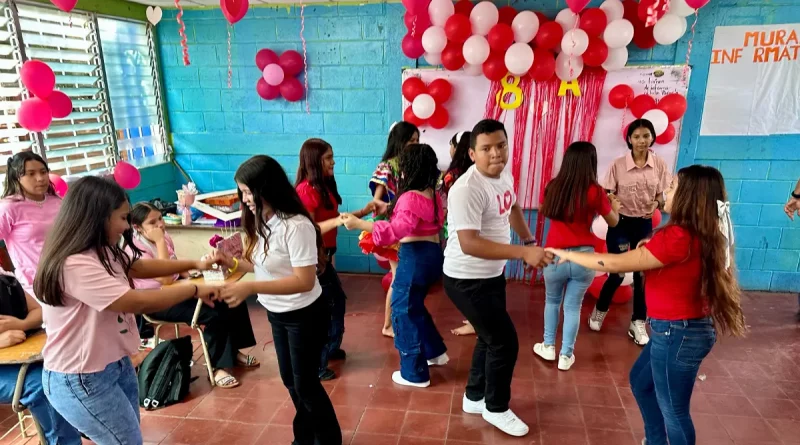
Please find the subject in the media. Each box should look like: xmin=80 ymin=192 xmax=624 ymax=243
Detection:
xmin=444 ymin=119 xmax=553 ymax=438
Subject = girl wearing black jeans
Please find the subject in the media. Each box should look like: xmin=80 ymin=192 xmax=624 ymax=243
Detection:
xmin=219 ymin=155 xmax=341 ymax=445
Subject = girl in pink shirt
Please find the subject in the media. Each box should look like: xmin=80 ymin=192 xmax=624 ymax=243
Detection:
xmin=34 ymin=176 xmax=222 ymax=445
xmin=0 ymin=152 xmax=61 ymax=298
xmin=342 ymin=144 xmax=448 ymax=388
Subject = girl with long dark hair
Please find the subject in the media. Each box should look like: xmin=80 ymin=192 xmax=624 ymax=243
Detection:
xmin=0 ymin=152 xmax=60 ymax=297
xmin=296 ymin=138 xmax=373 ymax=381
xmin=218 ymin=155 xmax=341 ymax=445
xmin=533 ymin=142 xmax=620 ymax=371
xmin=34 ymin=176 xmax=221 ymax=444
xmin=546 ymin=165 xmax=746 ymax=445
xmin=342 ymin=144 xmax=448 ymax=388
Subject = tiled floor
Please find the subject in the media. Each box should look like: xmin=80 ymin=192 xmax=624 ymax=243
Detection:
xmin=3 ymin=275 xmax=800 ymax=445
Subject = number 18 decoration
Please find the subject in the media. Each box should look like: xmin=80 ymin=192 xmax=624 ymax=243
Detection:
xmin=402 ymin=76 xmax=454 ymax=129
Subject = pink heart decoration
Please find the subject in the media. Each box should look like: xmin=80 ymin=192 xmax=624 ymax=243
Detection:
xmin=685 ymin=0 xmax=710 ymax=8
xmin=49 ymin=0 xmax=78 ymax=12
xmin=220 ymin=0 xmax=249 ymax=25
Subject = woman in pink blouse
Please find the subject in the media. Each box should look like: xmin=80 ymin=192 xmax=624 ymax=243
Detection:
xmin=34 ymin=176 xmax=222 ymax=444
xmin=0 ymin=152 xmax=61 ymax=298
xmin=342 ymin=144 xmax=448 ymax=388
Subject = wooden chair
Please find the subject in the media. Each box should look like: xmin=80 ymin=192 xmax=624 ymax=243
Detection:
xmin=0 ymin=332 xmax=46 ymax=444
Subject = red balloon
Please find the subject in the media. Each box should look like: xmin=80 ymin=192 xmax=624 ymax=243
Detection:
xmin=279 ymin=77 xmax=304 ymax=102
xmin=498 ymin=6 xmax=517 ymax=25
xmin=608 ymin=84 xmax=634 ymax=109
xmin=402 ymin=77 xmax=427 ymax=101
xmin=622 ymin=0 xmax=639 ymax=22
xmin=566 ymin=0 xmax=591 ymax=14
xmin=535 ymin=12 xmax=548 ymax=25
xmin=587 ymin=275 xmax=632 ymax=304
xmin=685 ymin=0 xmax=710 ymax=8
xmin=428 ymin=78 xmax=452 ymax=103
xmin=529 ymin=47 xmax=556 ymax=81
xmin=278 ymin=50 xmax=304 ymax=76
xmin=582 ymin=37 xmax=608 ymax=67
xmin=630 ymin=94 xmax=657 ymax=118
xmin=404 ymin=106 xmax=425 ymax=126
xmin=655 ymin=123 xmax=676 ymax=144
xmin=444 ymin=14 xmax=472 ymax=43
xmin=487 ymin=24 xmax=514 ymax=53
xmin=651 ymin=209 xmax=663 ymax=228
xmin=580 ymin=8 xmax=608 ymax=36
xmin=482 ymin=52 xmax=508 ymax=81
xmin=47 ymin=91 xmax=72 ymax=118
xmin=441 ymin=42 xmax=466 ymax=71
xmin=637 ymin=0 xmax=666 ymax=23
xmin=657 ymin=93 xmax=687 ymax=121
xmin=114 ymin=161 xmax=141 ymax=190
xmin=402 ymin=0 xmax=431 ymax=16
xmin=20 ymin=60 xmax=55 ymax=99
xmin=49 ymin=0 xmax=78 ymax=12
xmin=429 ymin=107 xmax=450 ymax=129
xmin=17 ymin=98 xmax=52 ymax=132
xmin=404 ymin=12 xmax=431 ymax=31
xmin=48 ymin=173 xmax=67 ymax=198
xmin=256 ymin=78 xmax=280 ymax=100
xmin=220 ymin=0 xmax=249 ymax=25
xmin=381 ymin=271 xmax=393 ymax=292
xmin=454 ymin=0 xmax=474 ymax=16
xmin=402 ymin=32 xmax=425 ymax=59
xmin=535 ymin=22 xmax=564 ymax=51
xmin=633 ymin=21 xmax=656 ymax=49
xmin=255 ymin=49 xmax=279 ymax=71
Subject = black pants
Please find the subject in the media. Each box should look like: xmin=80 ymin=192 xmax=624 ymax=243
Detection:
xmin=444 ymin=274 xmax=518 ymax=413
xmin=319 ymin=249 xmax=346 ymax=374
xmin=148 ymin=300 xmax=256 ymax=369
xmin=269 ymin=296 xmax=342 ymax=445
xmin=596 ymin=214 xmax=653 ymax=321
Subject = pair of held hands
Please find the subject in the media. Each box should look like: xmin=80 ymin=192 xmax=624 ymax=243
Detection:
xmin=190 ymin=251 xmax=250 ymax=310
xmin=785 ymin=195 xmax=800 ymax=221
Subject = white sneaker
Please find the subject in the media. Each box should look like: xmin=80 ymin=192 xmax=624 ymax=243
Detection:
xmin=482 ymin=409 xmax=529 ymax=437
xmin=533 ymin=343 xmax=556 ymax=361
xmin=391 ymin=371 xmax=430 ymax=388
xmin=629 ymin=320 xmax=650 ymax=346
xmin=427 ymin=352 xmax=449 ymax=366
xmin=558 ymin=354 xmax=575 ymax=371
xmin=588 ymin=307 xmax=607 ymax=331
xmin=462 ymin=393 xmax=485 ymax=414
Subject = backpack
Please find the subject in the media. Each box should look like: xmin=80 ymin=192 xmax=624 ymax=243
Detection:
xmin=137 ymin=335 xmax=195 ymax=410
xmin=0 ymin=275 xmax=40 ymax=336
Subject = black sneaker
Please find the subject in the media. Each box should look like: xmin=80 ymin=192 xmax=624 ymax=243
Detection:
xmin=330 ymin=349 xmax=347 ymax=361
xmin=319 ymin=368 xmax=336 ymax=381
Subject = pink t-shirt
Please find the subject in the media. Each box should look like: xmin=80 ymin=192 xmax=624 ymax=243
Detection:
xmin=128 ymin=232 xmax=178 ymax=290
xmin=41 ymin=251 xmax=139 ymax=374
xmin=0 ymin=195 xmax=61 ymax=296
xmin=602 ymin=151 xmax=670 ymax=218
xmin=372 ymin=192 xmax=444 ymax=246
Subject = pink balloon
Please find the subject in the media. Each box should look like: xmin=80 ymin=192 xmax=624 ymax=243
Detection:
xmin=381 ymin=271 xmax=393 ymax=292
xmin=256 ymin=78 xmax=280 ymax=100
xmin=47 ymin=91 xmax=72 ymax=119
xmin=220 ymin=0 xmax=249 ymax=25
xmin=20 ymin=60 xmax=55 ymax=99
xmin=49 ymin=0 xmax=78 ymax=12
xmin=49 ymin=173 xmax=68 ymax=198
xmin=566 ymin=0 xmax=591 ymax=13
xmin=255 ymin=49 xmax=279 ymax=71
xmin=652 ymin=209 xmax=663 ymax=228
xmin=17 ymin=98 xmax=52 ymax=132
xmin=684 ymin=0 xmax=710 ymax=8
xmin=262 ymin=64 xmax=285 ymax=86
xmin=114 ymin=161 xmax=141 ymax=190
xmin=402 ymin=32 xmax=425 ymax=59
xmin=279 ymin=77 xmax=304 ymax=102
xmin=278 ymin=50 xmax=304 ymax=77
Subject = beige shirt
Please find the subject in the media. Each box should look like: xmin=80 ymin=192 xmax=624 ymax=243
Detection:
xmin=602 ymin=151 xmax=671 ymax=218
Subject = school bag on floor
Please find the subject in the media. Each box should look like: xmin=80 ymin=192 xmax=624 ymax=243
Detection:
xmin=138 ymin=335 xmax=195 ymax=410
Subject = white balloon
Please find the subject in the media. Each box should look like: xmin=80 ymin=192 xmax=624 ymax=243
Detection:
xmin=412 ymin=94 xmax=436 ymax=119
xmin=428 ymin=0 xmax=455 ymax=27
xmin=511 ymin=10 xmax=539 ymax=43
xmin=555 ymin=8 xmax=578 ymax=33
xmin=424 ymin=52 xmax=442 ymax=65
xmin=470 ymin=1 xmax=499 ymax=36
xmin=669 ymin=0 xmax=696 ymax=18
xmin=679 ymin=15 xmax=688 ymax=35
xmin=561 ymin=29 xmax=589 ymax=56
xmin=603 ymin=19 xmax=634 ymax=49
xmin=653 ymin=13 xmax=686 ymax=45
xmin=621 ymin=272 xmax=634 ymax=286
xmin=422 ymin=26 xmax=447 ymax=54
xmin=599 ymin=0 xmax=624 ymax=21
xmin=592 ymin=217 xmax=608 ymax=240
xmin=464 ymin=63 xmax=483 ymax=76
xmin=642 ymin=109 xmax=669 ymax=135
xmin=555 ymin=52 xmax=583 ymax=81
xmin=463 ymin=35 xmax=490 ymax=65
xmin=505 ymin=43 xmax=534 ymax=75
xmin=601 ymin=46 xmax=628 ymax=71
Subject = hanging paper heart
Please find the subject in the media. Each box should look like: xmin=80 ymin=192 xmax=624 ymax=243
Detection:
xmin=220 ymin=0 xmax=249 ymax=25
xmin=566 ymin=0 xmax=591 ymax=14
xmin=49 ymin=0 xmax=78 ymax=13
xmin=146 ymin=6 xmax=163 ymax=26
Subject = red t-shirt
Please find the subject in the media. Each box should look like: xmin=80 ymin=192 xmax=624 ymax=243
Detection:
xmin=545 ymin=184 xmax=612 ymax=249
xmin=643 ymin=225 xmax=708 ymax=320
xmin=296 ymin=180 xmax=339 ymax=248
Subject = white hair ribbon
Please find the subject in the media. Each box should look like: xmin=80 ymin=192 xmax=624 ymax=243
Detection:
xmin=717 ymin=200 xmax=734 ymax=269
xmin=389 ymin=121 xmax=399 ymax=132
xmin=456 ymin=131 xmax=466 ymax=144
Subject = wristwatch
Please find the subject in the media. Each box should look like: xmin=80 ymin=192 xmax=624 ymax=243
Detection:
xmin=792 ymin=191 xmax=800 ymax=199
xmin=522 ymin=238 xmax=537 ymax=246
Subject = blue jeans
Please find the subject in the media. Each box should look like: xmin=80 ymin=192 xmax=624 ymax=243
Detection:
xmin=0 ymin=363 xmax=81 ymax=445
xmin=43 ymin=357 xmax=142 ymax=445
xmin=392 ymin=242 xmax=447 ymax=383
xmin=543 ymin=246 xmax=595 ymax=357
xmin=630 ymin=318 xmax=715 ymax=445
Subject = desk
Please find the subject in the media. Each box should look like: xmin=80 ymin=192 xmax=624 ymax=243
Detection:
xmin=0 ymin=330 xmax=46 ymax=442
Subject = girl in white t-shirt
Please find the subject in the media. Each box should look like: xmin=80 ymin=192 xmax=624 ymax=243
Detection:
xmin=218 ymin=155 xmax=341 ymax=445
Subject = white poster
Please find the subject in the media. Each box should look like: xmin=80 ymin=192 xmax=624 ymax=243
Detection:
xmin=700 ymin=24 xmax=800 ymax=136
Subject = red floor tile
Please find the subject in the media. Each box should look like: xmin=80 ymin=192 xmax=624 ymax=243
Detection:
xmin=358 ymin=408 xmax=407 ymax=435
xmin=401 ymin=412 xmax=449 ymax=439
xmin=409 ymin=391 xmax=454 ymax=414
xmin=576 ymin=385 xmax=623 ymax=407
xmin=718 ymin=415 xmax=781 ymax=443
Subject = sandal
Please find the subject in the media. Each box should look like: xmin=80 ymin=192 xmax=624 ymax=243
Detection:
xmin=236 ymin=354 xmax=260 ymax=368
xmin=214 ymin=374 xmax=240 ymax=389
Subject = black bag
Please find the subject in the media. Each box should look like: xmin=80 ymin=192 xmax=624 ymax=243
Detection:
xmin=0 ymin=275 xmax=27 ymax=320
xmin=149 ymin=198 xmax=177 ymax=216
xmin=137 ymin=335 xmax=195 ymax=410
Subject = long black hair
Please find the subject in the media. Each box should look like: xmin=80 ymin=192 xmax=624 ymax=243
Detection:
xmin=388 ymin=143 xmax=441 ymax=224
xmin=626 ymin=119 xmax=656 ymax=150
xmin=34 ymin=176 xmax=141 ymax=306
xmin=3 ymin=152 xmax=56 ymax=199
xmin=130 ymin=202 xmax=160 ymax=229
xmin=235 ymin=155 xmax=325 ymax=268
xmin=296 ymin=138 xmax=342 ymax=210
xmin=381 ymin=121 xmax=419 ymax=162
xmin=445 ymin=131 xmax=473 ymax=193
xmin=541 ymin=141 xmax=599 ymax=222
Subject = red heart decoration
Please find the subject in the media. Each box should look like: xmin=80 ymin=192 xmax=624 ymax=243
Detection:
xmin=220 ymin=0 xmax=249 ymax=25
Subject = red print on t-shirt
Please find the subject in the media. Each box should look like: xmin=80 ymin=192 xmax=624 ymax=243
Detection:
xmin=496 ymin=190 xmax=513 ymax=215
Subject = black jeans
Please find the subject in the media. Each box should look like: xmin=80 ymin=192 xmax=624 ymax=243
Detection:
xmin=148 ymin=299 xmax=257 ymax=369
xmin=319 ymin=248 xmax=346 ymax=374
xmin=444 ymin=274 xmax=518 ymax=412
xmin=596 ymin=214 xmax=653 ymax=321
xmin=269 ymin=296 xmax=342 ymax=445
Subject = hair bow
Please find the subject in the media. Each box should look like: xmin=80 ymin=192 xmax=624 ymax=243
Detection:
xmin=717 ymin=200 xmax=734 ymax=269
xmin=389 ymin=121 xmax=398 ymax=132
xmin=456 ymin=131 xmax=467 ymax=144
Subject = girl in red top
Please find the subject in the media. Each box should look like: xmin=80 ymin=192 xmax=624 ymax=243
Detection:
xmin=547 ymin=165 xmax=746 ymax=445
xmin=533 ymin=142 xmax=620 ymax=371
xmin=296 ymin=138 xmax=373 ymax=381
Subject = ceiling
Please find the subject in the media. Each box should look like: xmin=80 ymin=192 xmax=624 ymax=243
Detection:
xmin=127 ymin=0 xmax=341 ymax=5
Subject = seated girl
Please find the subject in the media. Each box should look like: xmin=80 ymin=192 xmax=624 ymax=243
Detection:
xmin=128 ymin=202 xmax=258 ymax=389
